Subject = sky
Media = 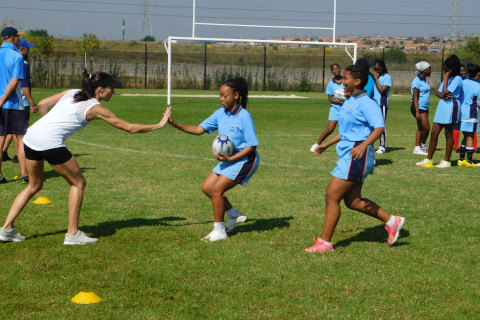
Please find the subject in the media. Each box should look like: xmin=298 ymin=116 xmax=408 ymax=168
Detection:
xmin=1 ymin=0 xmax=479 ymax=41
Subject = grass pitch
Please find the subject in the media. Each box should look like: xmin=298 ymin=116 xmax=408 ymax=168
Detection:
xmin=1 ymin=89 xmax=479 ymax=319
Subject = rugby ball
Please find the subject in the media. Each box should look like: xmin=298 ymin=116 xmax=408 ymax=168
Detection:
xmin=212 ymin=135 xmax=234 ymax=156
xmin=334 ymin=88 xmax=346 ymax=101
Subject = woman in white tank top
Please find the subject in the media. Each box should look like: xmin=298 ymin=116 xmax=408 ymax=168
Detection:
xmin=0 ymin=71 xmax=171 ymax=245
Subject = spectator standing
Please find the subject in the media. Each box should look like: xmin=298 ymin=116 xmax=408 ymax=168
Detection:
xmin=0 ymin=27 xmax=26 ymax=184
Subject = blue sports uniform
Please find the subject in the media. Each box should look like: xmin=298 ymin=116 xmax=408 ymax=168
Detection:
xmin=331 ymin=91 xmax=385 ymax=181
xmin=433 ymin=75 xmax=464 ymax=125
xmin=458 ymin=78 xmax=480 ymax=133
xmin=0 ymin=42 xmax=24 ymax=110
xmin=325 ymin=78 xmax=344 ymax=121
xmin=364 ymin=75 xmax=375 ymax=99
xmin=410 ymin=75 xmax=431 ymax=112
xmin=200 ymin=105 xmax=259 ymax=186
xmin=20 ymin=60 xmax=31 ymax=107
xmin=0 ymin=41 xmax=26 ymax=135
xmin=373 ymin=72 xmax=392 ymax=107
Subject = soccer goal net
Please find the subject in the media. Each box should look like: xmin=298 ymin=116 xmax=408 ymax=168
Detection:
xmin=164 ymin=0 xmax=357 ymax=104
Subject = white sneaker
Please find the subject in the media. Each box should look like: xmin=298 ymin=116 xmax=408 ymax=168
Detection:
xmin=225 ymin=215 xmax=247 ymax=232
xmin=436 ymin=160 xmax=451 ymax=168
xmin=310 ymin=143 xmax=319 ymax=153
xmin=413 ymin=146 xmax=428 ymax=155
xmin=201 ymin=228 xmax=228 ymax=242
xmin=63 ymin=230 xmax=98 ymax=245
xmin=0 ymin=228 xmax=26 ymax=242
xmin=416 ymin=158 xmax=432 ymax=166
xmin=376 ymin=146 xmax=386 ymax=154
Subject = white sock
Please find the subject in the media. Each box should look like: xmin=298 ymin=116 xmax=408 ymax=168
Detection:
xmin=386 ymin=215 xmax=396 ymax=226
xmin=226 ymin=207 xmax=241 ymax=218
xmin=214 ymin=222 xmax=225 ymax=231
xmin=322 ymin=239 xmax=332 ymax=246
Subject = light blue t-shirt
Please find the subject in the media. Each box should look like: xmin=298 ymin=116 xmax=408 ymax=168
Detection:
xmin=373 ymin=72 xmax=392 ymax=105
xmin=411 ymin=75 xmax=431 ymax=110
xmin=200 ymin=105 xmax=259 ymax=153
xmin=460 ymin=79 xmax=480 ymax=116
xmin=364 ymin=75 xmax=375 ymax=99
xmin=338 ymin=90 xmax=385 ymax=142
xmin=325 ymin=78 xmax=344 ymax=109
xmin=0 ymin=42 xmax=24 ymax=110
xmin=438 ymin=75 xmax=464 ymax=103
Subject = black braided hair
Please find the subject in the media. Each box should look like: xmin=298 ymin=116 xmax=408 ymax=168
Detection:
xmin=221 ymin=77 xmax=249 ymax=109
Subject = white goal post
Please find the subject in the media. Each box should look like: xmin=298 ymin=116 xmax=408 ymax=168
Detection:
xmin=164 ymin=0 xmax=358 ymax=105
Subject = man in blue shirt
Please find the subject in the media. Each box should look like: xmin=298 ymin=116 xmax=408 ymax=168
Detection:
xmin=0 ymin=27 xmax=26 ymax=183
xmin=2 ymin=39 xmax=37 ymax=183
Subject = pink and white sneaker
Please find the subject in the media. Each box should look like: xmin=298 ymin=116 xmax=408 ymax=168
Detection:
xmin=385 ymin=216 xmax=405 ymax=245
xmin=305 ymin=238 xmax=334 ymax=252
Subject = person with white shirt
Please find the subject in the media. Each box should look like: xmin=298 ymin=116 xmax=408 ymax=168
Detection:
xmin=0 ymin=71 xmax=171 ymax=245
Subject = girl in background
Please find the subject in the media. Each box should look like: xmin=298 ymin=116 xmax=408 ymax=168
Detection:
xmin=311 ymin=63 xmax=344 ymax=153
xmin=373 ymin=59 xmax=392 ymax=154
xmin=169 ymin=77 xmax=259 ymax=242
xmin=417 ymin=54 xmax=464 ymax=168
xmin=457 ymin=64 xmax=480 ymax=167
xmin=411 ymin=61 xmax=431 ymax=155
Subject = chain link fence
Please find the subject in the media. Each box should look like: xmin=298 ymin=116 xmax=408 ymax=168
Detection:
xmin=29 ymin=44 xmax=450 ymax=93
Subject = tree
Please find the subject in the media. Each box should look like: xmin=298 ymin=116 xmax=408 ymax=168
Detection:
xmin=385 ymin=48 xmax=407 ymax=63
xmin=24 ymin=29 xmax=55 ymax=58
xmin=141 ymin=35 xmax=155 ymax=42
xmin=76 ymin=33 xmax=101 ymax=70
xmin=455 ymin=37 xmax=480 ymax=62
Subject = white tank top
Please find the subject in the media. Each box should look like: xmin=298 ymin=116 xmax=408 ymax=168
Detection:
xmin=23 ymin=89 xmax=99 ymax=151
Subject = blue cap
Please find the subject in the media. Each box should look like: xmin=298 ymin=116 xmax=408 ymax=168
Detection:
xmin=1 ymin=27 xmax=24 ymax=37
xmin=19 ymin=39 xmax=34 ymax=48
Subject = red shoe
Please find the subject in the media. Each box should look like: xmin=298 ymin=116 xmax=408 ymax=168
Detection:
xmin=305 ymin=238 xmax=334 ymax=252
xmin=385 ymin=216 xmax=405 ymax=245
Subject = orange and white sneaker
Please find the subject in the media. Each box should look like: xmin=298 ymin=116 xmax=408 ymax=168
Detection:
xmin=305 ymin=238 xmax=334 ymax=253
xmin=385 ymin=216 xmax=405 ymax=245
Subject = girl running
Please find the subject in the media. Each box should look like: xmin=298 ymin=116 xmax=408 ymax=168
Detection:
xmin=168 ymin=77 xmax=259 ymax=242
xmin=417 ymin=55 xmax=464 ymax=168
xmin=411 ymin=61 xmax=432 ymax=155
xmin=307 ymin=65 xmax=405 ymax=253
xmin=0 ymin=71 xmax=171 ymax=245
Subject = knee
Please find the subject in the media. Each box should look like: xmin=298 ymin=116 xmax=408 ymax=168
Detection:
xmin=75 ymin=177 xmax=86 ymax=191
xmin=201 ymin=183 xmax=211 ymax=197
xmin=29 ymin=181 xmax=43 ymax=194
xmin=210 ymin=185 xmax=224 ymax=199
xmin=325 ymin=191 xmax=341 ymax=205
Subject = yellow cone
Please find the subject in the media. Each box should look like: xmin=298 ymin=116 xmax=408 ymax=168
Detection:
xmin=33 ymin=196 xmax=52 ymax=204
xmin=71 ymin=290 xmax=102 ymax=304
xmin=13 ymin=175 xmax=21 ymax=181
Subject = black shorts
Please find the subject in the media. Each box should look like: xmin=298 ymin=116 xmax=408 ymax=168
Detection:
xmin=410 ymin=102 xmax=429 ymax=118
xmin=0 ymin=109 xmax=29 ymax=135
xmin=24 ymin=144 xmax=73 ymax=165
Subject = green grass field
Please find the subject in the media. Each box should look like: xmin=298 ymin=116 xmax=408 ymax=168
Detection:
xmin=1 ymin=90 xmax=479 ymax=319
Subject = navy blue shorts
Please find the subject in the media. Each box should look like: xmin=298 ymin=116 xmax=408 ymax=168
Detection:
xmin=410 ymin=102 xmax=428 ymax=118
xmin=24 ymin=144 xmax=73 ymax=165
xmin=0 ymin=109 xmax=29 ymax=135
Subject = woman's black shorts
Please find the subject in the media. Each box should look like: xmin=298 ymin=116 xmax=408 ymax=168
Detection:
xmin=24 ymin=144 xmax=73 ymax=165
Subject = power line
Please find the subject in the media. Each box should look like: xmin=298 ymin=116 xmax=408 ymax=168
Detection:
xmin=2 ymin=5 xmax=480 ymax=26
xmin=14 ymin=0 xmax=480 ymax=19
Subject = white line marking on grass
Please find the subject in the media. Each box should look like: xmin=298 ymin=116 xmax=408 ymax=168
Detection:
xmin=119 ymin=93 xmax=308 ymax=99
xmin=70 ymin=139 xmax=320 ymax=170
xmin=70 ymin=139 xmax=480 ymax=177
